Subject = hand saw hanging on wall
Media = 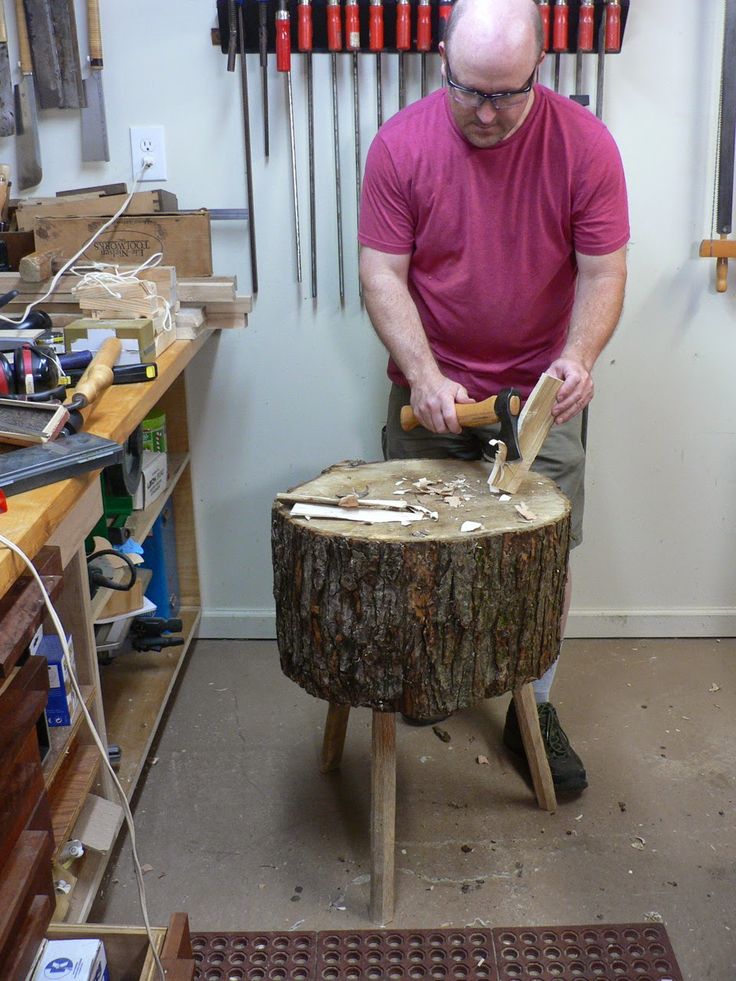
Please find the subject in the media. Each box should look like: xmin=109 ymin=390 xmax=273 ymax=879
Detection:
xmin=700 ymin=0 xmax=736 ymax=292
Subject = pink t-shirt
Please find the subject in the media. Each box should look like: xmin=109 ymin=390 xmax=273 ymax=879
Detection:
xmin=359 ymin=85 xmax=630 ymax=400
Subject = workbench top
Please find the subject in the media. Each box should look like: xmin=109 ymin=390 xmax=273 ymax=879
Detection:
xmin=0 ymin=329 xmax=214 ymax=597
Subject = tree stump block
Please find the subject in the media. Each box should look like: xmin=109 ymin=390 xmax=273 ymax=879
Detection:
xmin=272 ymin=459 xmax=571 ymax=718
xmin=272 ymin=459 xmax=571 ymax=923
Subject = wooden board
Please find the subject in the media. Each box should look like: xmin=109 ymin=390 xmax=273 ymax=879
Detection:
xmin=100 ymin=607 xmax=200 ymax=796
xmin=48 ymin=742 xmax=100 ymax=853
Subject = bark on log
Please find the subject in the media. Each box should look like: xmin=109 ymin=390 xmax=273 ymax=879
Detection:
xmin=272 ymin=460 xmax=570 ymax=718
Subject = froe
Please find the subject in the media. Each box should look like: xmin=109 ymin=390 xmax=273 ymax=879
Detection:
xmin=399 ymin=387 xmax=523 ymax=461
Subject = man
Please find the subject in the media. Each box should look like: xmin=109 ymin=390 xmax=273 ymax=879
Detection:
xmin=358 ymin=0 xmax=629 ymax=793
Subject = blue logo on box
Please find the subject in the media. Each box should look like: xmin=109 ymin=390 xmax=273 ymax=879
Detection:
xmin=45 ymin=958 xmax=74 ymax=978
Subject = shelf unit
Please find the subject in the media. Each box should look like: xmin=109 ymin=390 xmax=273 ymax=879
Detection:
xmin=0 ymin=330 xmax=215 ymax=925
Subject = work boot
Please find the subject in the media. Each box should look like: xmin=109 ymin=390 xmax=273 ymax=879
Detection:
xmin=503 ymin=700 xmax=588 ymax=793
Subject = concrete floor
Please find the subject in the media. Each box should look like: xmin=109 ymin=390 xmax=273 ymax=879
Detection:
xmin=91 ymin=638 xmax=735 ymax=979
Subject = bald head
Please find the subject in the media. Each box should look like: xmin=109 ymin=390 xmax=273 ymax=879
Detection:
xmin=444 ymin=0 xmax=543 ymax=75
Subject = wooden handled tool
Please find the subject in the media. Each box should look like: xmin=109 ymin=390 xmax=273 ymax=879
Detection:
xmin=69 ymin=336 xmax=121 ymax=410
xmin=400 ymin=388 xmax=523 ymax=460
xmin=400 ymin=392 xmax=520 ymax=431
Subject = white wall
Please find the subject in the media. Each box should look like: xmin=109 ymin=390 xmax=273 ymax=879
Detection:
xmin=11 ymin=1 xmax=735 ymax=637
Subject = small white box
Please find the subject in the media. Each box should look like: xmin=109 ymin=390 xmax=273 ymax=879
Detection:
xmin=31 ymin=938 xmax=109 ymax=981
xmin=132 ymin=450 xmax=167 ymax=510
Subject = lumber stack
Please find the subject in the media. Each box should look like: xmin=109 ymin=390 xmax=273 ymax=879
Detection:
xmin=0 ymin=268 xmax=251 ymax=340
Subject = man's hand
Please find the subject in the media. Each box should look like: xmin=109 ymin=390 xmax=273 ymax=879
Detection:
xmin=410 ymin=375 xmax=475 ymax=434
xmin=547 ymin=357 xmax=593 ymax=424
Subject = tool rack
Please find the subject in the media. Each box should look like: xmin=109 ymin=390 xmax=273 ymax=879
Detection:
xmin=215 ymin=0 xmax=630 ymax=56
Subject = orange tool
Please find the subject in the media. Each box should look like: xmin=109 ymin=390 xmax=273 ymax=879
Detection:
xmin=369 ymin=0 xmax=384 ymax=126
xmin=572 ymin=0 xmax=594 ymax=106
xmin=605 ymin=0 xmax=622 ymax=52
xmin=276 ymin=0 xmax=302 ymax=283
xmin=417 ymin=0 xmax=431 ymax=98
xmin=396 ymin=0 xmax=411 ymax=109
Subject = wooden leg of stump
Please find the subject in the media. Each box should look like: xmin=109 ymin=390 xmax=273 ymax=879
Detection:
xmin=320 ymin=703 xmax=351 ymax=773
xmin=513 ymin=684 xmax=557 ymax=813
xmin=370 ymin=710 xmax=396 ymax=925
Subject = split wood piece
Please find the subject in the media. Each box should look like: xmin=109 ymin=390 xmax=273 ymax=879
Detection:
xmin=370 ymin=710 xmax=396 ymax=925
xmin=273 ymin=459 xmax=570 ymax=717
xmin=320 ymin=703 xmax=350 ymax=772
xmin=513 ymin=684 xmax=556 ymax=812
xmin=198 ymin=297 xmax=253 ymax=316
xmin=18 ymin=248 xmax=62 ymax=283
xmin=490 ymin=372 xmax=563 ymax=494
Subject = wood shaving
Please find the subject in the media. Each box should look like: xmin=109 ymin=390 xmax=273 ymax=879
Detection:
xmin=515 ymin=502 xmax=538 ymax=521
xmin=338 ymin=494 xmax=361 ymax=508
xmin=709 ymin=682 xmax=721 ymax=692
xmin=476 ymin=755 xmax=489 ymax=765
xmin=461 ymin=521 xmax=483 ymax=533
xmin=446 ymin=496 xmax=463 ymax=508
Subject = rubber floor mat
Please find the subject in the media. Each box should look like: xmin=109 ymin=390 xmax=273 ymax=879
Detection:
xmin=190 ymin=922 xmax=683 ymax=980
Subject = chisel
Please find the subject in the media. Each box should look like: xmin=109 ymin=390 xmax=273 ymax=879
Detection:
xmin=0 ymin=3 xmax=14 ymax=135
xmin=369 ymin=0 xmax=384 ymax=127
xmin=552 ymin=0 xmax=568 ymax=93
xmin=396 ymin=0 xmax=411 ymax=110
xmin=81 ymin=0 xmax=110 ymax=161
xmin=571 ymin=0 xmax=593 ymax=107
xmin=298 ymin=0 xmax=317 ymax=297
xmin=256 ymin=0 xmax=270 ymax=157
xmin=14 ymin=0 xmax=42 ymax=189
xmin=327 ymin=0 xmax=345 ymax=303
xmin=276 ymin=0 xmax=302 ymax=283
xmin=346 ymin=0 xmax=362 ymax=287
xmin=237 ymin=0 xmax=258 ymax=296
xmin=417 ymin=0 xmax=431 ymax=98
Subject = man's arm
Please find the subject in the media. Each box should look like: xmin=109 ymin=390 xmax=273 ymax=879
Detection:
xmin=548 ymin=245 xmax=628 ymax=424
xmin=360 ymin=245 xmax=474 ymax=433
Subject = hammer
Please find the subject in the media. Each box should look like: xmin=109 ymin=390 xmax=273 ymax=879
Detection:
xmin=399 ymin=387 xmax=523 ymax=461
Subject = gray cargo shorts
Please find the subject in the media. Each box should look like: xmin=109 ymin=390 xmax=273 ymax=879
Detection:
xmin=382 ymin=383 xmax=586 ymax=547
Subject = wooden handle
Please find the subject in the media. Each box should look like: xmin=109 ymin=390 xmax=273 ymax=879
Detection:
xmin=15 ymin=0 xmax=33 ymax=75
xmin=400 ymin=394 xmax=521 ymax=431
xmin=0 ymin=2 xmax=8 ymax=47
xmin=73 ymin=337 xmax=121 ymax=406
xmin=87 ymin=0 xmax=103 ymax=65
xmin=716 ymin=256 xmax=728 ymax=293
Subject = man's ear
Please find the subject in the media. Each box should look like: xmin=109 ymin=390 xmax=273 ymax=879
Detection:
xmin=438 ymin=41 xmax=447 ymax=79
xmin=536 ymin=50 xmax=546 ymax=74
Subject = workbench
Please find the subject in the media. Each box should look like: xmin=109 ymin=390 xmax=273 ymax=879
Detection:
xmin=0 ymin=328 xmax=215 ymax=927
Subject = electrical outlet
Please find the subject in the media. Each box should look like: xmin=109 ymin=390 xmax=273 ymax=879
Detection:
xmin=129 ymin=125 xmax=167 ymax=181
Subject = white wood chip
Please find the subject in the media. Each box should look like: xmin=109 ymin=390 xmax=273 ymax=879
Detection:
xmin=514 ymin=502 xmax=538 ymax=521
xmin=460 ymin=521 xmax=483 ymax=533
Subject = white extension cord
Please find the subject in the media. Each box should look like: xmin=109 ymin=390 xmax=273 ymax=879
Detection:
xmin=0 ymin=531 xmax=167 ymax=981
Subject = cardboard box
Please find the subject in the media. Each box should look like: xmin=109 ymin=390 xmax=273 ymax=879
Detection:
xmin=133 ymin=450 xmax=167 ymax=510
xmin=33 ymin=211 xmax=212 ymax=277
xmin=35 ymin=634 xmax=78 ymax=727
xmin=31 ymin=938 xmax=109 ymax=981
